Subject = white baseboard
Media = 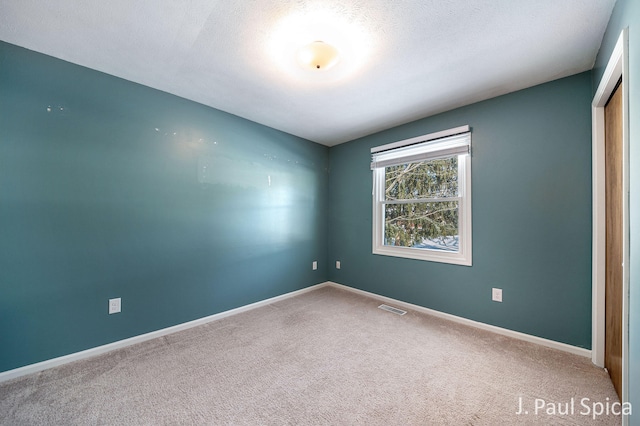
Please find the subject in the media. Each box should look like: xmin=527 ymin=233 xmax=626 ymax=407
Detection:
xmin=0 ymin=282 xmax=332 ymax=383
xmin=0 ymin=280 xmax=591 ymax=383
xmin=327 ymin=282 xmax=592 ymax=358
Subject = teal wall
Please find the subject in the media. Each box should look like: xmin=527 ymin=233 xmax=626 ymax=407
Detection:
xmin=0 ymin=42 xmax=329 ymax=373
xmin=328 ymin=72 xmax=593 ymax=348
xmin=593 ymin=0 xmax=640 ymax=422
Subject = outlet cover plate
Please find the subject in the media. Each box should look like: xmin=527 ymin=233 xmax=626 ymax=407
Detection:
xmin=109 ymin=298 xmax=121 ymax=314
xmin=312 ymin=261 xmax=317 ymax=270
xmin=492 ymin=288 xmax=502 ymax=302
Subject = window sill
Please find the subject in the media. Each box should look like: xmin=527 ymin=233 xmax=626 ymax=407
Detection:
xmin=372 ymin=245 xmax=472 ymax=266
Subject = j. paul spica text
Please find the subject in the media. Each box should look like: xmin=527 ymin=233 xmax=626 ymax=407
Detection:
xmin=516 ymin=396 xmax=631 ymax=420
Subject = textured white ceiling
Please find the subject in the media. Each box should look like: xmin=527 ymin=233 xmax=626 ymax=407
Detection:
xmin=0 ymin=0 xmax=616 ymax=146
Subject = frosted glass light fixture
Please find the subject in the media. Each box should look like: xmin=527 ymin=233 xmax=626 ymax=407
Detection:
xmin=267 ymin=8 xmax=374 ymax=81
xmin=296 ymin=41 xmax=340 ymax=71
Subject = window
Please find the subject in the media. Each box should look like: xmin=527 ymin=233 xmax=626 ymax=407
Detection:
xmin=371 ymin=126 xmax=472 ymax=265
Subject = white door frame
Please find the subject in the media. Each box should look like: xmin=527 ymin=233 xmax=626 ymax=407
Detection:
xmin=591 ymin=28 xmax=629 ymax=410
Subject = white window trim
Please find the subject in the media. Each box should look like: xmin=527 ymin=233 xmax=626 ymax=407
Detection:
xmin=371 ymin=127 xmax=472 ymax=266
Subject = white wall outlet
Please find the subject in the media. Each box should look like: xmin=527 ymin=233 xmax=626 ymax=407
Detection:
xmin=336 ymin=260 xmax=341 ymax=269
xmin=109 ymin=297 xmax=121 ymax=314
xmin=492 ymin=288 xmax=503 ymax=302
xmin=312 ymin=261 xmax=317 ymax=270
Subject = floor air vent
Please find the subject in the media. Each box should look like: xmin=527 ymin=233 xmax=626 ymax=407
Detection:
xmin=378 ymin=304 xmax=407 ymax=316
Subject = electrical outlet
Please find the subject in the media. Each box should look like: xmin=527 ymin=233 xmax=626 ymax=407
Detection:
xmin=492 ymin=288 xmax=502 ymax=303
xmin=336 ymin=260 xmax=341 ymax=269
xmin=312 ymin=261 xmax=317 ymax=270
xmin=109 ymin=298 xmax=121 ymax=314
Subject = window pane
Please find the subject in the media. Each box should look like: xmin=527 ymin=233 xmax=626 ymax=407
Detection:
xmin=384 ymin=201 xmax=459 ymax=252
xmin=385 ymin=157 xmax=458 ymax=200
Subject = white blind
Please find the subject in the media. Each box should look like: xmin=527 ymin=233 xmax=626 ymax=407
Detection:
xmin=370 ymin=126 xmax=470 ymax=170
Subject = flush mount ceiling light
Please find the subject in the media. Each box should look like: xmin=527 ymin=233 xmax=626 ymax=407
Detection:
xmin=267 ymin=8 xmax=374 ymax=82
xmin=296 ymin=41 xmax=340 ymax=71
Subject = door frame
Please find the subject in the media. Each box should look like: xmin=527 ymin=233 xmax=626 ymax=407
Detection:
xmin=591 ymin=28 xmax=629 ymax=408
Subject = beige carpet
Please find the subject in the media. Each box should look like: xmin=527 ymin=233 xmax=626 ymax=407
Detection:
xmin=0 ymin=286 xmax=621 ymax=425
